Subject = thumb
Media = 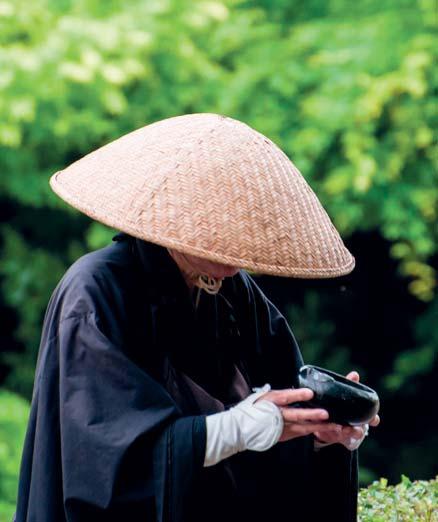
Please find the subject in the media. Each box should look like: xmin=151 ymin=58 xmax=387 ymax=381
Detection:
xmin=346 ymin=371 xmax=360 ymax=382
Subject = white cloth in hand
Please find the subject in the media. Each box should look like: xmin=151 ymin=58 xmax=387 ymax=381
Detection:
xmin=203 ymin=384 xmax=283 ymax=467
xmin=343 ymin=423 xmax=369 ymax=450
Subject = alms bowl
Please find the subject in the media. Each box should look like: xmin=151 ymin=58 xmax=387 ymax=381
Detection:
xmin=297 ymin=365 xmax=380 ymax=426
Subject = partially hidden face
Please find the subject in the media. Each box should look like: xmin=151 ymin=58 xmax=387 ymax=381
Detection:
xmin=167 ymin=248 xmax=240 ymax=287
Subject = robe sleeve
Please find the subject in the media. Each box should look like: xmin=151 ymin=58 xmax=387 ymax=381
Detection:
xmin=55 ymin=311 xmax=206 ymax=521
xmin=237 ymin=271 xmax=359 ymax=521
xmin=311 ymin=442 xmax=358 ymax=521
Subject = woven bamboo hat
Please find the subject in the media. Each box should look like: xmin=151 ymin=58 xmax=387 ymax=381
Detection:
xmin=50 ymin=113 xmax=355 ymax=278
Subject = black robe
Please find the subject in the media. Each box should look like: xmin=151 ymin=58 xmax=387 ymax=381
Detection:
xmin=15 ymin=232 xmax=358 ymax=522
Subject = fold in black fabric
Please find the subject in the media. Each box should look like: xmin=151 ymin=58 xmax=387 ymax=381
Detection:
xmin=15 ymin=232 xmax=358 ymax=521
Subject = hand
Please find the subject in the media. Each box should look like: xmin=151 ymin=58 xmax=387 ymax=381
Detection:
xmin=313 ymin=371 xmax=380 ymax=450
xmin=255 ymin=388 xmax=341 ymax=443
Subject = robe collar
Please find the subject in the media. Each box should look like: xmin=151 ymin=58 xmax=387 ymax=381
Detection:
xmin=111 ymin=231 xmax=241 ymax=333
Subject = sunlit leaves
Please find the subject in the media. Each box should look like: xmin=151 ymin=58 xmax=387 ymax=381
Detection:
xmin=0 ymin=390 xmax=29 ymax=522
xmin=358 ymin=476 xmax=438 ymax=521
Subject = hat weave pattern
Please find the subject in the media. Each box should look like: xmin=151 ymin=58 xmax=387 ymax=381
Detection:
xmin=50 ymin=113 xmax=355 ymax=278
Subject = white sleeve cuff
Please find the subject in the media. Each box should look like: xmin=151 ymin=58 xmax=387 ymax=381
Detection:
xmin=204 ymin=383 xmax=283 ymax=467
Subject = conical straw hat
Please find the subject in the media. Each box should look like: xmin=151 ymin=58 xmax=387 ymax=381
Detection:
xmin=50 ymin=113 xmax=355 ymax=278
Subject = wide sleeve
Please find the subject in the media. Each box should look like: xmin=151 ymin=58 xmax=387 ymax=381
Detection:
xmin=56 ymin=311 xmax=206 ymax=521
xmin=311 ymin=442 xmax=358 ymax=521
xmin=236 ymin=271 xmax=358 ymax=521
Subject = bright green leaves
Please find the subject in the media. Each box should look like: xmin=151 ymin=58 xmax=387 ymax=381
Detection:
xmin=358 ymin=475 xmax=438 ymax=521
xmin=0 ymin=390 xmax=29 ymax=522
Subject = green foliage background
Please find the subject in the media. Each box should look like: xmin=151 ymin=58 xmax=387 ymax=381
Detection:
xmin=0 ymin=391 xmax=28 ymax=522
xmin=0 ymin=0 xmax=436 ymax=515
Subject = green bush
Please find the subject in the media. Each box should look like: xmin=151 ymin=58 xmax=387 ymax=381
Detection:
xmin=0 ymin=390 xmax=29 ymax=522
xmin=359 ymin=475 xmax=438 ymax=521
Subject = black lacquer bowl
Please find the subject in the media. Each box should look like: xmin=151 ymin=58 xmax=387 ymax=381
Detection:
xmin=297 ymin=365 xmax=380 ymax=426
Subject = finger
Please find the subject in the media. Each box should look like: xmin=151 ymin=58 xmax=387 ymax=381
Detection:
xmin=337 ymin=426 xmax=366 ymax=445
xmin=262 ymin=388 xmax=314 ymax=406
xmin=351 ymin=426 xmax=365 ymax=438
xmin=285 ymin=422 xmax=341 ymax=437
xmin=340 ymin=426 xmax=358 ymax=436
xmin=346 ymin=371 xmax=360 ymax=382
xmin=314 ymin=432 xmax=338 ymax=444
xmin=369 ymin=414 xmax=380 ymax=427
xmin=314 ymin=425 xmax=342 ymax=439
xmin=282 ymin=407 xmax=329 ymax=423
xmin=316 ymin=425 xmax=359 ymax=444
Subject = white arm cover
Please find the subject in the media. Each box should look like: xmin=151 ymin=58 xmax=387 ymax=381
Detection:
xmin=203 ymin=384 xmax=283 ymax=467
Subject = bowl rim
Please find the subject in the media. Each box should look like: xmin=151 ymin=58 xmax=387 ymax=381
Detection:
xmin=299 ymin=364 xmax=379 ymax=397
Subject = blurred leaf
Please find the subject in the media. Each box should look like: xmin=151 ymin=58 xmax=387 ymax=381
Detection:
xmin=0 ymin=390 xmax=29 ymax=520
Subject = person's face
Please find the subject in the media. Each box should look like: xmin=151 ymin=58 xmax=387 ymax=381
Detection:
xmin=167 ymin=248 xmax=240 ymax=287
